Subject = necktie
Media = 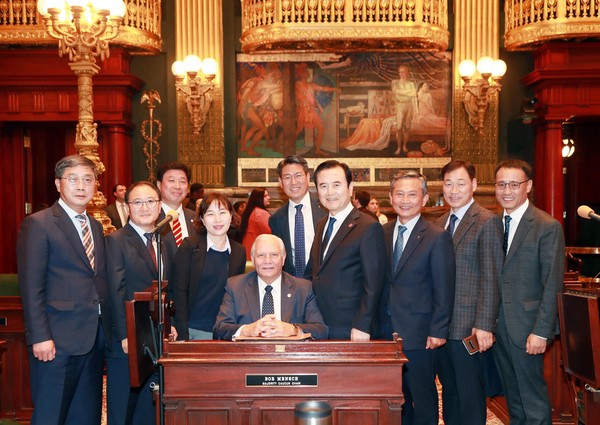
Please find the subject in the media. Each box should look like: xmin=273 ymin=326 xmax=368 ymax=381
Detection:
xmin=120 ymin=203 xmax=129 ymax=225
xmin=321 ymin=217 xmax=337 ymax=259
xmin=503 ymin=215 xmax=512 ymax=256
xmin=294 ymin=204 xmax=306 ymax=277
xmin=172 ymin=217 xmax=183 ymax=247
xmin=76 ymin=214 xmax=95 ymax=269
xmin=262 ymin=285 xmax=274 ymax=317
xmin=144 ymin=233 xmax=158 ymax=271
xmin=392 ymin=225 xmax=407 ymax=272
xmin=447 ymin=213 xmax=458 ymax=235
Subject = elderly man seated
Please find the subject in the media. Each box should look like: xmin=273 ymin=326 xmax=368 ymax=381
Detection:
xmin=214 ymin=234 xmax=328 ymax=340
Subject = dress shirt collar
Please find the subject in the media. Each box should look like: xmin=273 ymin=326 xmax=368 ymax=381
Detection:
xmin=206 ymin=232 xmax=231 ymax=253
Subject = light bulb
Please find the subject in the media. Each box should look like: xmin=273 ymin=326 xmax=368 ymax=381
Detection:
xmin=458 ymin=60 xmax=476 ymax=78
xmin=476 ymin=56 xmax=495 ymax=76
xmin=183 ymin=55 xmax=202 ymax=74
xmin=171 ymin=61 xmax=186 ymax=77
xmin=492 ymin=60 xmax=507 ymax=77
xmin=201 ymin=58 xmax=218 ymax=77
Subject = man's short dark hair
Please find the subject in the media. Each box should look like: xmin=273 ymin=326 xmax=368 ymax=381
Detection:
xmin=112 ymin=183 xmax=126 ymax=193
xmin=440 ymin=160 xmax=476 ymax=181
xmin=354 ymin=190 xmax=371 ymax=208
xmin=125 ymin=181 xmax=162 ymax=203
xmin=190 ymin=183 xmax=204 ymax=194
xmin=156 ymin=162 xmax=191 ymax=182
xmin=276 ymin=155 xmax=309 ymax=177
xmin=494 ymin=159 xmax=533 ymax=180
xmin=314 ymin=160 xmax=352 ymax=186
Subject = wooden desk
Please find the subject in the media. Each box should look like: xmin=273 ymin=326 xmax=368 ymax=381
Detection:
xmin=160 ymin=340 xmax=406 ymax=425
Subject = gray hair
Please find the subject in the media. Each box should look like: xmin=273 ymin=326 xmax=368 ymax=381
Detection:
xmin=389 ymin=170 xmax=428 ymax=195
xmin=250 ymin=234 xmax=286 ymax=258
xmin=55 ymin=155 xmax=97 ymax=178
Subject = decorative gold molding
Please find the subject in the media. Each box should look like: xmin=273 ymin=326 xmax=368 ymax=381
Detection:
xmin=0 ymin=0 xmax=162 ymax=54
xmin=505 ymin=0 xmax=600 ymax=51
xmin=241 ymin=0 xmax=449 ymax=53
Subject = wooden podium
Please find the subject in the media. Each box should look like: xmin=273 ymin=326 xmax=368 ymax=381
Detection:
xmin=159 ymin=339 xmax=407 ymax=425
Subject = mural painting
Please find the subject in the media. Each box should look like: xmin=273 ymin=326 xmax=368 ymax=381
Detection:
xmin=236 ymin=52 xmax=452 ymax=160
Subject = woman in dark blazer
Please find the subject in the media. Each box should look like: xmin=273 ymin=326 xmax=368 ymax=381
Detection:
xmin=173 ymin=192 xmax=247 ymax=340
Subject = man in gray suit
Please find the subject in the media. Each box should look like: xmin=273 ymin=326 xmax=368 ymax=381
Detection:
xmin=493 ymin=159 xmax=565 ymax=425
xmin=269 ymin=155 xmax=326 ymax=278
xmin=214 ymin=234 xmax=328 ymax=340
xmin=436 ymin=160 xmax=503 ymax=425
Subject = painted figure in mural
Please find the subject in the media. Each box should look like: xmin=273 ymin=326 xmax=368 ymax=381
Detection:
xmin=414 ymin=82 xmax=447 ymax=129
xmin=238 ymin=64 xmax=283 ymax=156
xmin=295 ymin=64 xmax=339 ymax=156
xmin=391 ymin=65 xmax=418 ymax=155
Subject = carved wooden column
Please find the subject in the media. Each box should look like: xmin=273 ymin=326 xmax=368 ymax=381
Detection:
xmin=102 ymin=124 xmax=133 ymax=198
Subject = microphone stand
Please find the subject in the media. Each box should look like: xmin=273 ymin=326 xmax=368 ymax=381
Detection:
xmin=155 ymin=230 xmax=165 ymax=425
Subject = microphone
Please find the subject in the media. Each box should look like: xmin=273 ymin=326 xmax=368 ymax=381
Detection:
xmin=152 ymin=210 xmax=179 ymax=234
xmin=577 ymin=205 xmax=600 ymax=223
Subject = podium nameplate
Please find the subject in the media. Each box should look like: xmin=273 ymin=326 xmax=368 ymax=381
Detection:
xmin=246 ymin=373 xmax=318 ymax=387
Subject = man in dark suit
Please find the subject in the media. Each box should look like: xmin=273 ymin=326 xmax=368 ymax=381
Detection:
xmin=269 ymin=155 xmax=327 ymax=277
xmin=106 ymin=181 xmax=177 ymax=425
xmin=493 ymin=159 xmax=565 ymax=425
xmin=105 ymin=183 xmax=128 ymax=229
xmin=381 ymin=170 xmax=455 ymax=425
xmin=156 ymin=162 xmax=197 ymax=248
xmin=308 ymin=160 xmax=386 ymax=341
xmin=17 ymin=155 xmax=112 ymax=425
xmin=214 ymin=234 xmax=328 ymax=340
xmin=436 ymin=160 xmax=503 ymax=425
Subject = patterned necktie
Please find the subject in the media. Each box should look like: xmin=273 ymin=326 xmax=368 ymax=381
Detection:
xmin=321 ymin=217 xmax=337 ymax=259
xmin=447 ymin=213 xmax=458 ymax=235
xmin=144 ymin=233 xmax=158 ymax=271
xmin=172 ymin=217 xmax=183 ymax=247
xmin=392 ymin=225 xmax=407 ymax=272
xmin=76 ymin=214 xmax=95 ymax=269
xmin=294 ymin=204 xmax=306 ymax=277
xmin=503 ymin=215 xmax=512 ymax=256
xmin=262 ymin=285 xmax=274 ymax=317
xmin=120 ymin=203 xmax=129 ymax=225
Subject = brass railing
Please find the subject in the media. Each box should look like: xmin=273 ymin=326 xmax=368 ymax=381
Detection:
xmin=0 ymin=0 xmax=162 ymax=54
xmin=241 ymin=0 xmax=449 ymax=53
xmin=505 ymin=0 xmax=600 ymax=50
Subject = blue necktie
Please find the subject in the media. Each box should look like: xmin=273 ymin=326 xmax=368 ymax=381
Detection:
xmin=503 ymin=215 xmax=512 ymax=256
xmin=447 ymin=214 xmax=458 ymax=235
xmin=321 ymin=217 xmax=337 ymax=259
xmin=294 ymin=204 xmax=306 ymax=277
xmin=262 ymin=285 xmax=274 ymax=317
xmin=392 ymin=225 xmax=407 ymax=272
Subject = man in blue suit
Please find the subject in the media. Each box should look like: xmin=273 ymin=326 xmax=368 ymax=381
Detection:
xmin=105 ymin=181 xmax=177 ymax=425
xmin=214 ymin=234 xmax=328 ymax=341
xmin=269 ymin=155 xmax=327 ymax=278
xmin=493 ymin=159 xmax=564 ymax=425
xmin=17 ymin=155 xmax=112 ymax=425
xmin=380 ymin=170 xmax=455 ymax=425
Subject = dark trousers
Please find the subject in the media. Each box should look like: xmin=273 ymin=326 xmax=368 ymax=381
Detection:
xmin=401 ymin=348 xmax=439 ymax=425
xmin=437 ymin=340 xmax=487 ymax=425
xmin=29 ymin=319 xmax=105 ymax=425
xmin=494 ymin=314 xmax=552 ymax=425
xmin=105 ymin=332 xmax=157 ymax=425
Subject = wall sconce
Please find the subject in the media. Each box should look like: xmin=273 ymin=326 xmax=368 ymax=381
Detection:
xmin=171 ymin=55 xmax=218 ymax=135
xmin=458 ymin=57 xmax=507 ymax=135
xmin=562 ymin=122 xmax=576 ymax=158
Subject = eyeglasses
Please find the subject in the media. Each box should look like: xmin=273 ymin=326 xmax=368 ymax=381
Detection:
xmin=281 ymin=173 xmax=306 ymax=184
xmin=60 ymin=175 xmax=96 ymax=186
xmin=494 ymin=180 xmax=530 ymax=191
xmin=128 ymin=199 xmax=159 ymax=209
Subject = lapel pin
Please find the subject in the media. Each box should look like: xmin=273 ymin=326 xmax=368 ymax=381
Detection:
xmin=287 ymin=293 xmax=291 ymax=298
xmin=348 ymin=223 xmax=354 ymax=228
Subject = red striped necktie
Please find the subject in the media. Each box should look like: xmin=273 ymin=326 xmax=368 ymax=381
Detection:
xmin=172 ymin=217 xmax=183 ymax=247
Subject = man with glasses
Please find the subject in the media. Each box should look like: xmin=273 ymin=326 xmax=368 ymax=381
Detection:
xmin=17 ymin=155 xmax=113 ymax=425
xmin=105 ymin=181 xmax=178 ymax=425
xmin=269 ymin=155 xmax=327 ymax=278
xmin=493 ymin=159 xmax=565 ymax=425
